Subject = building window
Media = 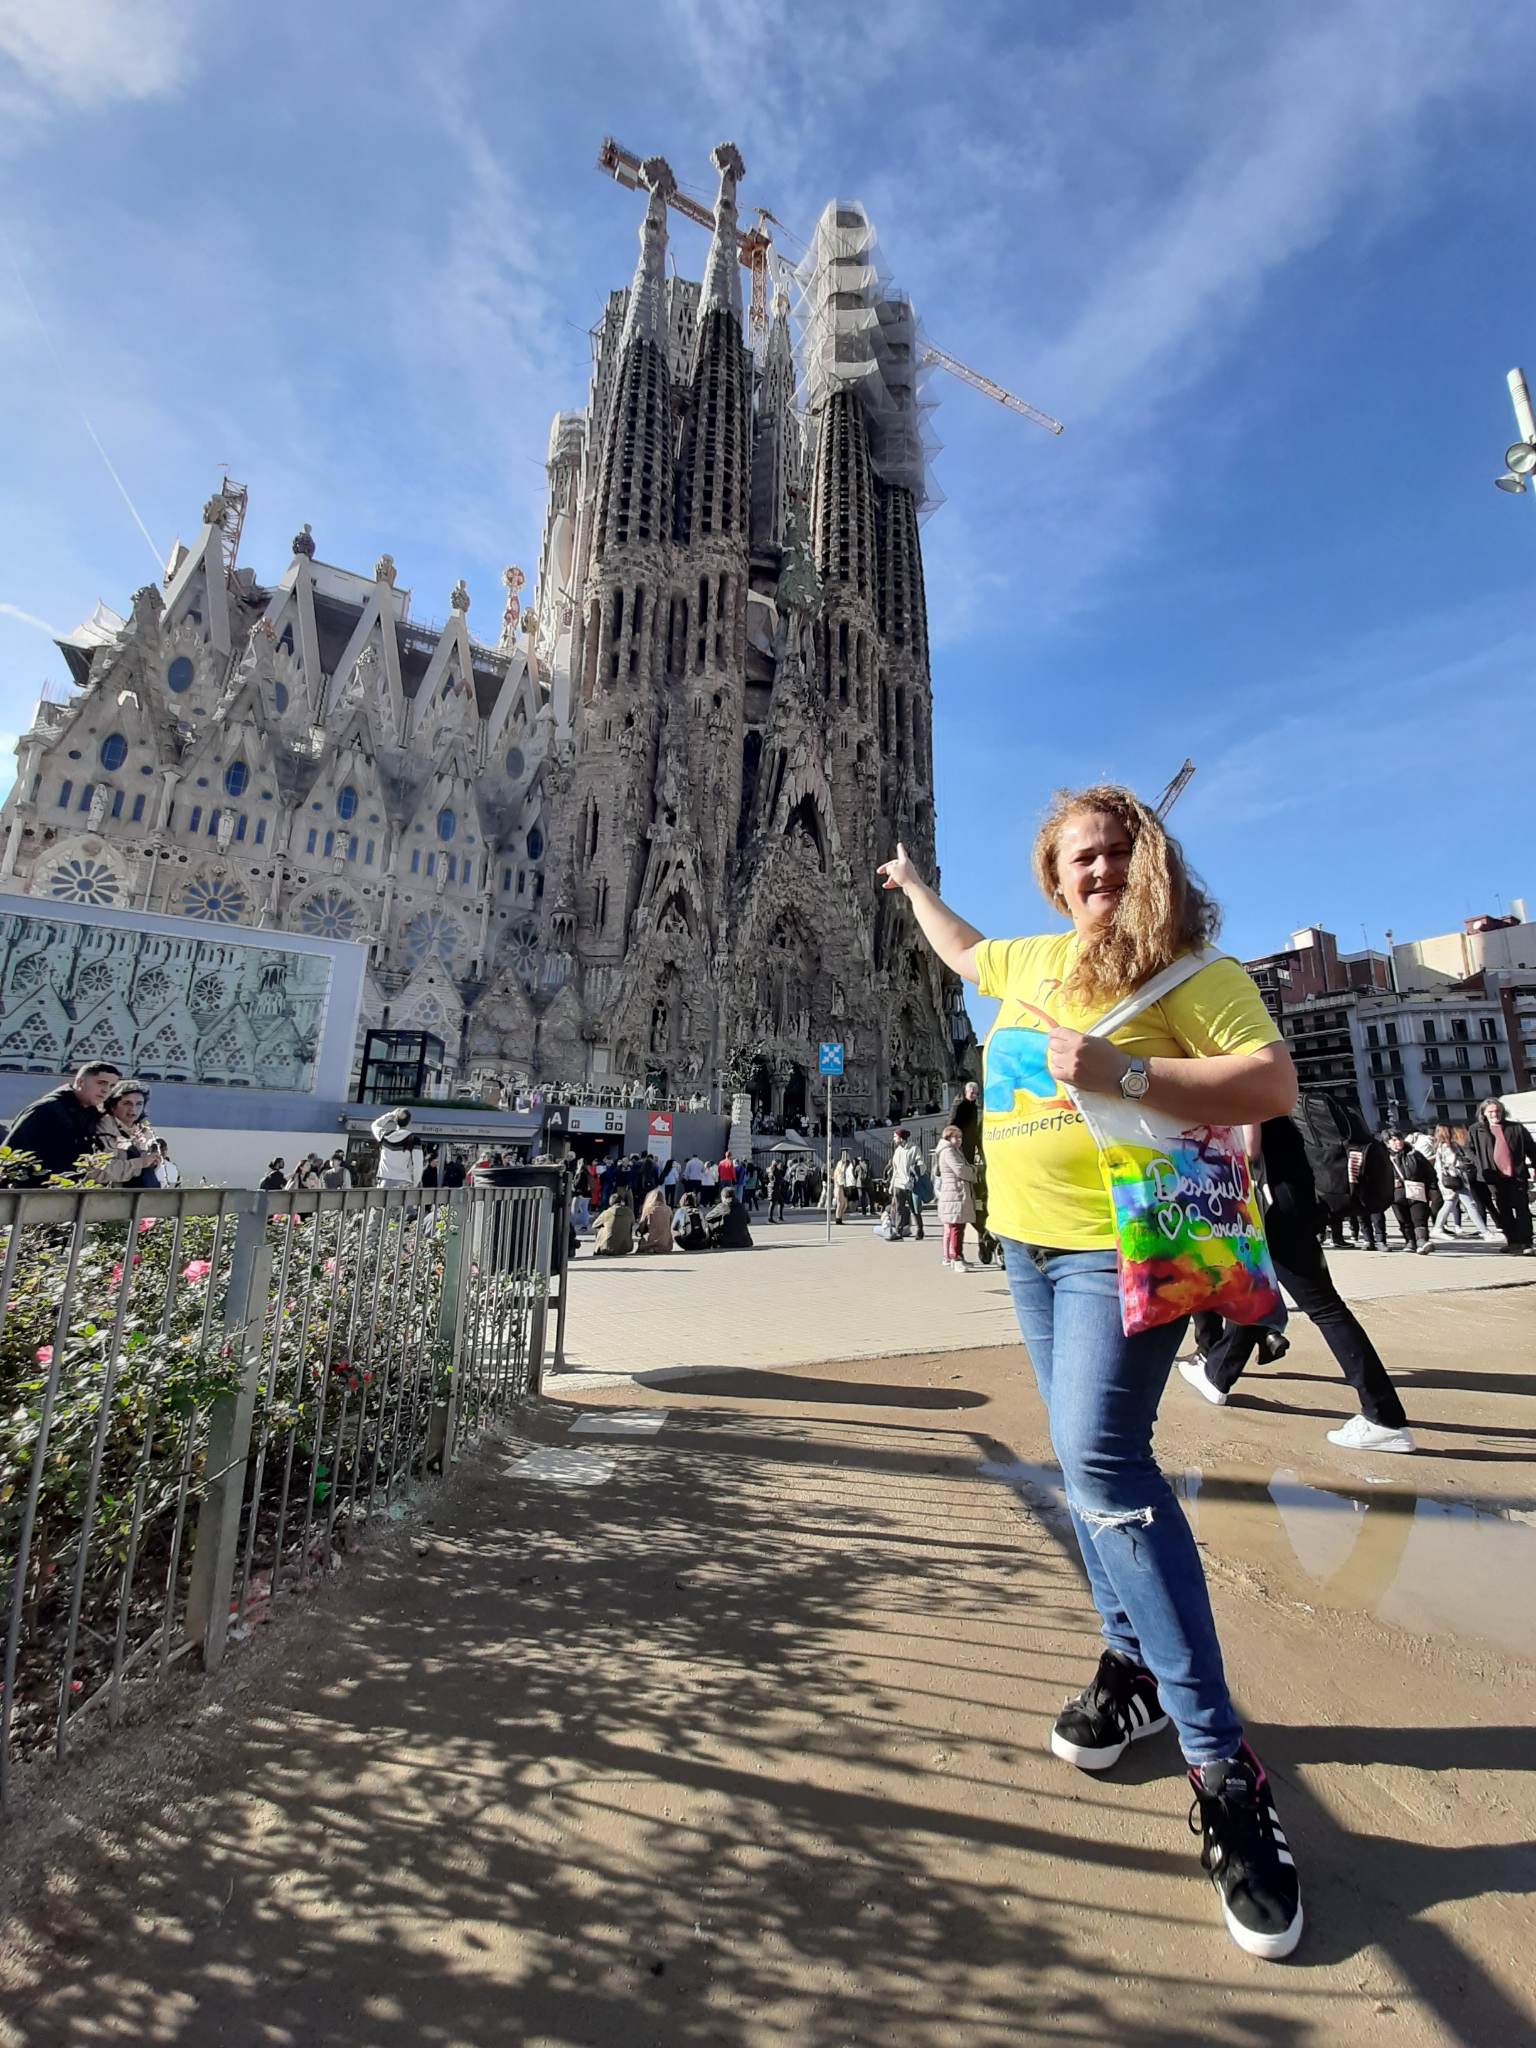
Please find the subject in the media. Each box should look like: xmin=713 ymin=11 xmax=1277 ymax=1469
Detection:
xmin=365 ymin=840 xmax=375 ymax=865
xmin=224 ymin=760 xmax=249 ymax=798
xmin=1480 ymin=1018 xmax=1498 ymax=1041
xmin=436 ymin=807 xmax=456 ymax=843
xmin=505 ymin=746 xmax=524 ymax=779
xmin=99 ymin=734 xmax=128 ymax=771
xmin=1453 ymin=1019 xmax=1468 ymax=1042
xmin=1424 ymin=1019 xmax=1437 ymax=1043
xmin=274 ymin=680 xmax=289 ymax=714
xmin=446 ymin=854 xmax=457 ymax=884
xmin=1385 ymin=1022 xmax=1398 ymax=1046
xmin=235 ymin=814 xmax=247 ymax=841
xmin=110 ymin=789 xmax=124 ymax=819
xmin=306 ymin=828 xmax=317 ymax=853
xmin=1366 ymin=1024 xmax=1379 ymax=1047
xmin=58 ymin=779 xmax=73 ymax=808
xmin=77 ymin=782 xmax=95 ymax=811
xmin=527 ymin=826 xmax=544 ymax=861
xmin=255 ymin=817 xmax=267 ymax=845
xmin=426 ymin=853 xmax=436 ymax=878
xmin=502 ymin=868 xmax=512 ymax=893
xmin=337 ymin=786 xmax=358 ymax=821
xmin=207 ymin=809 xmax=221 ymax=837
xmin=166 ymin=656 xmax=194 ymax=694
xmin=189 ymin=805 xmax=202 ymax=833
xmin=323 ymin=830 xmax=334 ymax=858
xmin=131 ymin=794 xmax=145 ymax=823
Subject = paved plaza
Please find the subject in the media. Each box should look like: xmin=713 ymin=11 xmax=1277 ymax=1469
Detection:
xmin=556 ymin=1207 xmax=1533 ymax=1381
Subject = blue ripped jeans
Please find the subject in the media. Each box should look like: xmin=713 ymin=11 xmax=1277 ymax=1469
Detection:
xmin=999 ymin=1239 xmax=1243 ymax=1764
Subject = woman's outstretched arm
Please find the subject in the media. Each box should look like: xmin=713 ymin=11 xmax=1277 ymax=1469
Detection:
xmin=879 ymin=842 xmax=985 ymax=986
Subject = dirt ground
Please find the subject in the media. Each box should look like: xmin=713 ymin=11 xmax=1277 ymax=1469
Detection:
xmin=0 ymin=1283 xmax=1531 ymax=2047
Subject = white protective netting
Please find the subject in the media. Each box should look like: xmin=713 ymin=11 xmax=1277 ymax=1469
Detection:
xmin=793 ymin=201 xmax=944 ymax=516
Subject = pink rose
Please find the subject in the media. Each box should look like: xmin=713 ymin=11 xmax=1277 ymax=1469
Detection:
xmin=35 ymin=1345 xmax=52 ymax=1365
xmin=181 ymin=1260 xmax=213 ymax=1284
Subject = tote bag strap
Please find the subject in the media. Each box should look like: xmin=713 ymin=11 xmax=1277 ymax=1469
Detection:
xmin=1083 ymin=946 xmax=1227 ymax=1043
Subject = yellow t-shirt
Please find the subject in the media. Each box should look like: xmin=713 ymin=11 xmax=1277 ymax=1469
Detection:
xmin=976 ymin=935 xmax=1281 ymax=1251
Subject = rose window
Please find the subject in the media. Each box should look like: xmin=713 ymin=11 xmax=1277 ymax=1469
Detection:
xmin=504 ymin=918 xmax=542 ymax=991
xmin=77 ymin=961 xmax=114 ymax=1001
xmin=180 ymin=874 xmax=249 ymax=924
xmin=401 ymin=909 xmax=463 ymax=973
xmin=11 ymin=952 xmax=47 ymax=992
xmin=298 ymin=890 xmax=360 ymax=941
xmin=137 ymin=968 xmax=171 ymax=1009
xmin=190 ymin=971 xmax=227 ymax=1014
xmin=46 ymin=858 xmax=120 ymax=906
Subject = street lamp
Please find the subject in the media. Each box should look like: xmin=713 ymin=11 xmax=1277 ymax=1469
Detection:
xmin=1495 ymin=368 xmax=1536 ymax=496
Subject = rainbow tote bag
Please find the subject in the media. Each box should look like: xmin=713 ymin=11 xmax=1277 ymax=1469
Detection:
xmin=1067 ymin=950 xmax=1283 ymax=1339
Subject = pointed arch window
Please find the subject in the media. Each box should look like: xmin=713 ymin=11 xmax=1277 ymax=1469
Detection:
xmin=273 ymin=680 xmax=290 ymax=714
xmin=224 ymin=760 xmax=249 ymax=798
xmin=336 ymin=786 xmax=358 ymax=821
xmin=436 ymin=807 xmax=457 ymax=843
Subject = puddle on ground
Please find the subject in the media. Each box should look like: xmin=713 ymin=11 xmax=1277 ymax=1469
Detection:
xmin=982 ymin=1459 xmax=1536 ymax=1660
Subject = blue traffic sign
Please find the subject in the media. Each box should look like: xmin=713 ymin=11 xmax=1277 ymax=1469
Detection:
xmin=817 ymin=1041 xmax=845 ymax=1076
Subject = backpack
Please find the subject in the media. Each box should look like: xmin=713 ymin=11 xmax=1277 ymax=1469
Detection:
xmin=1289 ymin=1094 xmax=1354 ymax=1215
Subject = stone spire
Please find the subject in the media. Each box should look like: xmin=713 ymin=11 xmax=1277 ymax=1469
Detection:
xmin=698 ymin=142 xmax=745 ymax=327
xmin=750 ymin=285 xmax=800 ymax=553
xmin=621 ymin=156 xmax=676 ymax=349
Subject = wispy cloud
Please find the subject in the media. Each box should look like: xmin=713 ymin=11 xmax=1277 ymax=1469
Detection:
xmin=0 ymin=601 xmax=57 ymax=637
xmin=0 ymin=0 xmax=207 ymax=125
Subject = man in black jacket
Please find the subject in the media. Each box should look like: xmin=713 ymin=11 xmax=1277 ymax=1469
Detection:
xmin=3 ymin=1062 xmax=122 ymax=1183
xmin=1470 ymin=1097 xmax=1535 ymax=1253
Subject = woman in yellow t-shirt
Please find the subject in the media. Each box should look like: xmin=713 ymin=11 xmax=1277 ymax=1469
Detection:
xmin=879 ymin=784 xmax=1304 ymax=1963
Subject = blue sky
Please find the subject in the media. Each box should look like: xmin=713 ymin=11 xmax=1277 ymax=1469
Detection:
xmin=2 ymin=0 xmax=1534 ymax=1034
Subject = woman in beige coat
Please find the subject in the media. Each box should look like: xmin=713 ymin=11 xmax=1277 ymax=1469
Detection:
xmin=933 ymin=1124 xmax=976 ymax=1272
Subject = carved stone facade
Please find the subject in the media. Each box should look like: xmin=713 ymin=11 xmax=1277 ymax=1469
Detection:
xmin=1 ymin=147 xmax=962 ymax=1115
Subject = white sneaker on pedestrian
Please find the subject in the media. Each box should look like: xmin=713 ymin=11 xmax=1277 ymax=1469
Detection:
xmin=953 ymin=1259 xmax=971 ymax=1274
xmin=1177 ymin=1355 xmax=1228 ymax=1406
xmin=1325 ymin=1414 xmax=1415 ymax=1454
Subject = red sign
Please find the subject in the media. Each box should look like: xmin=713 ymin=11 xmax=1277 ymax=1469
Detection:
xmin=648 ymin=1113 xmax=673 ymax=1137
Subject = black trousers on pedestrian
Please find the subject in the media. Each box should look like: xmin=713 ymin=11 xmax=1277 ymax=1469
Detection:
xmin=1392 ymin=1198 xmax=1430 ymax=1248
xmin=1486 ymin=1175 xmax=1533 ymax=1248
xmin=1203 ymin=1196 xmax=1407 ymax=1428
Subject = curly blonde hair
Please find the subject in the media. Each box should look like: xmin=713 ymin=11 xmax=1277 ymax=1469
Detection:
xmin=1032 ymin=784 xmax=1221 ymax=1007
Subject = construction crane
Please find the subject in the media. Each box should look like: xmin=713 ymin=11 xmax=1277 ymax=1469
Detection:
xmin=596 ymin=136 xmax=1062 ymax=435
xmin=1153 ymin=758 xmax=1196 ymax=820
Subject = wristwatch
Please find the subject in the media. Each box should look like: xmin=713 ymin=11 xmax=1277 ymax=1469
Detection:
xmin=1119 ymin=1057 xmax=1151 ymax=1101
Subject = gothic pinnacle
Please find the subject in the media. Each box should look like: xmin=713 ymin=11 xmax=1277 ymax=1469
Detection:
xmin=621 ymin=155 xmax=675 ymax=349
xmin=700 ymin=141 xmax=746 ymax=324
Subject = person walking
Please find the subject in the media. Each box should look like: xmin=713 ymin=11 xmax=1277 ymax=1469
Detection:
xmin=933 ymin=1123 xmax=976 ymax=1271
xmin=1179 ymin=1113 xmax=1414 ymax=1454
xmin=1470 ymin=1097 xmax=1535 ymax=1253
xmin=766 ymin=1156 xmax=787 ymax=1223
xmin=1387 ymin=1132 xmax=1432 ymax=1253
xmin=1350 ymin=1129 xmax=1395 ymax=1251
xmin=832 ymin=1149 xmax=854 ymax=1224
xmin=1431 ymin=1123 xmax=1498 ymax=1240
xmin=880 ymin=786 xmax=1304 ymax=1961
xmin=888 ymin=1128 xmax=924 ymax=1240
xmin=2 ymin=1060 xmax=123 ymax=1183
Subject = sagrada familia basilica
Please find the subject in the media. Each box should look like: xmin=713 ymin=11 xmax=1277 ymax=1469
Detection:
xmin=0 ymin=145 xmax=965 ymax=1123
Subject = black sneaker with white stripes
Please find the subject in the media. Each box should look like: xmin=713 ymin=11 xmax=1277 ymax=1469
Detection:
xmin=1187 ymin=1744 xmax=1303 ymax=1959
xmin=1050 ymin=1648 xmax=1168 ymax=1771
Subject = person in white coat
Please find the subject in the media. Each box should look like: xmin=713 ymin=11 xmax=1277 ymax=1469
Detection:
xmin=371 ymin=1108 xmax=424 ymax=1190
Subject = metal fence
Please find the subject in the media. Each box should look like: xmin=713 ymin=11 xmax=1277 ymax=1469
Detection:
xmin=0 ymin=1171 xmax=565 ymax=1804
